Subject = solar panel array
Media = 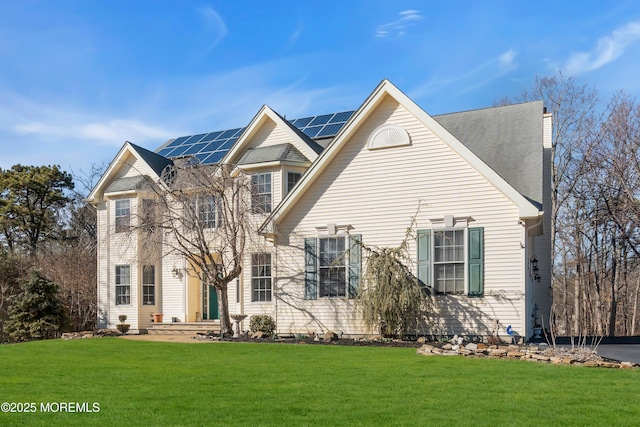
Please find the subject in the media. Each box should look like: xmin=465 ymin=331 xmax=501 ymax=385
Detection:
xmin=156 ymin=110 xmax=355 ymax=164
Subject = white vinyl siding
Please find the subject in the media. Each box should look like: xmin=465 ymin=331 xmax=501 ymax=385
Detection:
xmin=247 ymin=118 xmax=293 ymax=149
xmin=276 ymin=96 xmax=526 ymax=336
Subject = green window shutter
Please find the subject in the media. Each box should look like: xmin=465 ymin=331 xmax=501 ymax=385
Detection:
xmin=348 ymin=234 xmax=362 ymax=299
xmin=304 ymin=238 xmax=318 ymax=300
xmin=468 ymin=227 xmax=484 ymax=297
xmin=417 ymin=230 xmax=431 ymax=288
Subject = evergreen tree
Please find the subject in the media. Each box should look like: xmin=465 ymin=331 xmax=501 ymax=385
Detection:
xmin=4 ymin=270 xmax=67 ymax=342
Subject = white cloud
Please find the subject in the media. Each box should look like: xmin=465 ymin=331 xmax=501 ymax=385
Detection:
xmin=498 ymin=49 xmax=517 ymax=69
xmin=197 ymin=6 xmax=228 ymax=53
xmin=410 ymin=49 xmax=518 ymax=99
xmin=564 ymin=21 xmax=640 ymax=75
xmin=376 ymin=10 xmax=423 ymax=38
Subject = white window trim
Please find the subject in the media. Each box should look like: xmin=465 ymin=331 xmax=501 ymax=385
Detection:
xmin=251 ymin=172 xmax=272 ymax=214
xmin=432 ymin=227 xmax=468 ymax=295
xmin=114 ymin=199 xmax=131 ymax=233
xmin=251 ymin=253 xmax=272 ymax=303
xmin=115 ymin=265 xmax=131 ymax=306
xmin=142 ymin=265 xmax=156 ymax=306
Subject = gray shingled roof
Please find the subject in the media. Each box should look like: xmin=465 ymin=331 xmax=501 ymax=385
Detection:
xmin=238 ymin=143 xmax=308 ymax=165
xmin=433 ymin=101 xmax=544 ymax=207
xmin=105 ymin=175 xmax=149 ymax=193
xmin=129 ymin=142 xmax=173 ymax=177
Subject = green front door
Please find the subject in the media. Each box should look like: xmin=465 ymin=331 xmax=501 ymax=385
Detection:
xmin=202 ymin=284 xmax=219 ymax=320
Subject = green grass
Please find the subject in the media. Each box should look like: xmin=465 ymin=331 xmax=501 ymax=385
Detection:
xmin=1 ymin=339 xmax=639 ymax=426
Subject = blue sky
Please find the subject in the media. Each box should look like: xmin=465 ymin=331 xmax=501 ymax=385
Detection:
xmin=1 ymin=1 xmax=640 ymax=174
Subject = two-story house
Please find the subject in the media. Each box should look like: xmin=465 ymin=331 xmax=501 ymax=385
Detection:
xmin=87 ymin=80 xmax=552 ymax=339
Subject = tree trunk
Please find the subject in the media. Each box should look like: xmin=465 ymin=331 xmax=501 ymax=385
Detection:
xmin=217 ymin=285 xmax=232 ymax=336
xmin=632 ymin=276 xmax=640 ymax=336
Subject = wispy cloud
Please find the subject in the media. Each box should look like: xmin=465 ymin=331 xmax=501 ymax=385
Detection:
xmin=564 ymin=21 xmax=640 ymax=75
xmin=410 ymin=49 xmax=518 ymax=99
xmin=197 ymin=6 xmax=228 ymax=54
xmin=375 ymin=10 xmax=423 ymax=37
xmin=0 ymin=89 xmax=173 ymax=146
xmin=15 ymin=119 xmax=174 ymax=145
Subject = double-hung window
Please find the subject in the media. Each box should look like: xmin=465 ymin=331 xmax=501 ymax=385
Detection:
xmin=197 ymin=195 xmax=218 ymax=228
xmin=304 ymin=234 xmax=361 ymax=299
xmin=251 ymin=173 xmax=272 ymax=214
xmin=142 ymin=265 xmax=155 ymax=305
xmin=417 ymin=227 xmax=484 ymax=296
xmin=115 ymin=265 xmax=131 ymax=305
xmin=115 ymin=199 xmax=131 ymax=233
xmin=319 ymin=237 xmax=346 ymax=297
xmin=251 ymin=253 xmax=272 ymax=302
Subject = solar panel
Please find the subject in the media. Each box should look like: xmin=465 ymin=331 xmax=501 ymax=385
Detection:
xmin=329 ymin=111 xmax=354 ymax=123
xmin=302 ymin=126 xmax=323 ymax=138
xmin=157 ymin=147 xmax=175 ymax=157
xmin=309 ymin=114 xmax=333 ymax=126
xmin=184 ymin=133 xmax=207 ymax=144
xmin=183 ymin=142 xmax=208 ymax=155
xmin=157 ymin=110 xmax=355 ymax=164
xmin=317 ymin=123 xmax=344 ymax=138
xmin=164 ymin=144 xmax=192 ymax=158
xmin=202 ymin=150 xmax=226 ymax=164
xmin=291 ymin=117 xmax=313 ymax=127
xmin=201 ymin=141 xmax=224 ymax=153
xmin=218 ymin=128 xmax=241 ymax=139
xmin=166 ymin=136 xmax=190 ymax=147
xmin=201 ymin=131 xmax=223 ymax=142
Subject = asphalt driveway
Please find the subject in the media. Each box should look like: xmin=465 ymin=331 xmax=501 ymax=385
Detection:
xmin=596 ymin=344 xmax=640 ymax=364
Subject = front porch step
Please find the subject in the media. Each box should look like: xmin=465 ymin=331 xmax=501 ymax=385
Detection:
xmin=147 ymin=322 xmax=220 ymax=335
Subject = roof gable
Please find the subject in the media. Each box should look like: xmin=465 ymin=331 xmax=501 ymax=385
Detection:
xmin=261 ymin=80 xmax=542 ymax=232
xmin=222 ymin=105 xmax=321 ymax=166
xmin=86 ymin=141 xmax=171 ymax=203
xmin=434 ymin=101 xmax=544 ymax=207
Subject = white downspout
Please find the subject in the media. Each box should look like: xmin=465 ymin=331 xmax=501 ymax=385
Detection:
xmin=524 ymin=216 xmax=543 ymax=339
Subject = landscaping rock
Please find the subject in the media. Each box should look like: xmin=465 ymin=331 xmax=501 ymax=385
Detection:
xmin=465 ymin=343 xmax=478 ymax=351
xmin=442 ymin=343 xmax=453 ymax=350
xmin=323 ymin=331 xmax=338 ymax=342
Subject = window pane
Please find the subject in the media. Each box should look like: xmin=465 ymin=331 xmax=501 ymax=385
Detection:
xmin=251 ymin=253 xmax=272 ymax=302
xmin=287 ymin=172 xmax=302 ymax=194
xmin=318 ymin=237 xmax=346 ymax=297
xmin=115 ymin=199 xmax=131 ymax=233
xmin=251 ymin=173 xmax=272 ymax=214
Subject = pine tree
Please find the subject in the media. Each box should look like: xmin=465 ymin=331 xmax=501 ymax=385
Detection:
xmin=4 ymin=270 xmax=67 ymax=342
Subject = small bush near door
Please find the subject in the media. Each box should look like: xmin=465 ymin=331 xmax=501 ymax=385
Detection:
xmin=249 ymin=315 xmax=276 ymax=337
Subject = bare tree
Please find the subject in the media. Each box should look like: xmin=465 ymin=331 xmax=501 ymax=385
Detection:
xmin=135 ymin=159 xmax=258 ymax=336
xmin=497 ymin=72 xmax=600 ymax=333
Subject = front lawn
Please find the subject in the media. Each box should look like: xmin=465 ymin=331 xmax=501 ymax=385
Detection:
xmin=0 ymin=338 xmax=638 ymax=426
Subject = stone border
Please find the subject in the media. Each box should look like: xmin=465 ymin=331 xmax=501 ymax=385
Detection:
xmin=417 ymin=343 xmax=638 ymax=369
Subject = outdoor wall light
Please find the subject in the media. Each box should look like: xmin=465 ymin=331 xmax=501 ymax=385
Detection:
xmin=172 ymin=268 xmax=183 ymax=279
xmin=530 ymin=256 xmax=541 ymax=283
